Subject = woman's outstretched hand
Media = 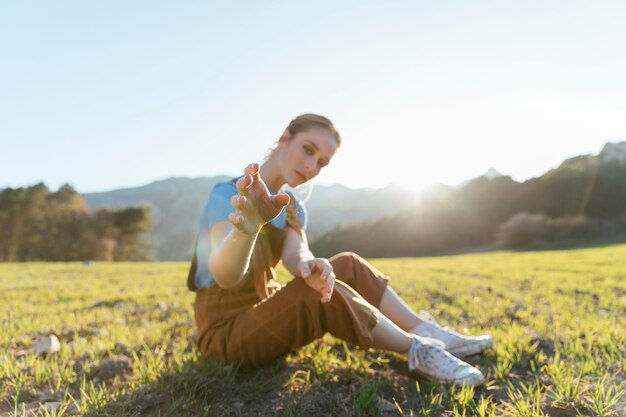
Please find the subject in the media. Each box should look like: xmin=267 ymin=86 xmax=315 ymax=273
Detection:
xmin=228 ymin=163 xmax=291 ymax=235
xmin=298 ymin=258 xmax=336 ymax=303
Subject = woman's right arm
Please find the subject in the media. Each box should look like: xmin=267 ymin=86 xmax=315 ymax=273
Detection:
xmin=208 ymin=221 xmax=258 ymax=289
xmin=208 ymin=163 xmax=290 ymax=289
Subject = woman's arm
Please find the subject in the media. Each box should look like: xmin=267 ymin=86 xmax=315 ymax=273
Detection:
xmin=281 ymin=227 xmax=313 ymax=277
xmin=208 ymin=221 xmax=258 ymax=289
xmin=281 ymin=227 xmax=335 ymax=302
xmin=209 ymin=163 xmax=290 ymax=289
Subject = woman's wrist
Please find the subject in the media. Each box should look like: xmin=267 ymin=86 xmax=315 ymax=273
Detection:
xmin=298 ymin=251 xmax=315 ymax=263
xmin=232 ymin=224 xmax=262 ymax=238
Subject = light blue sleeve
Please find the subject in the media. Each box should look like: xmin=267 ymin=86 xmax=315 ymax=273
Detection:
xmin=195 ymin=181 xmax=238 ymax=288
xmin=194 ymin=182 xmax=307 ymax=288
xmin=295 ymin=197 xmax=308 ymax=230
xmin=269 ymin=191 xmax=308 ymax=230
xmin=204 ymin=182 xmax=238 ymax=229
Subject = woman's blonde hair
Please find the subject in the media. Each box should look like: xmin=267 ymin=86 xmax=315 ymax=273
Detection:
xmin=283 ymin=113 xmax=341 ymax=145
xmin=266 ymin=113 xmax=341 ymax=160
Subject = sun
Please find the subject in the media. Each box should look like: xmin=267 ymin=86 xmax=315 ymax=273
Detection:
xmin=391 ymin=178 xmax=432 ymax=195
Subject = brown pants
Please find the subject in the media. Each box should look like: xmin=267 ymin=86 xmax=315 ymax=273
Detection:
xmin=194 ymin=252 xmax=390 ymax=368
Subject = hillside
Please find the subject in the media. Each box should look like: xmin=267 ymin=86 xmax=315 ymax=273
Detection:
xmin=311 ymin=142 xmax=626 ymax=257
xmin=85 ymin=177 xmax=230 ymax=261
xmin=85 ymin=179 xmax=427 ymax=260
xmin=84 ymin=141 xmax=626 ymax=260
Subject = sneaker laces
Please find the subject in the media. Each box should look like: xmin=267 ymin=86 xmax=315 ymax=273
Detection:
xmin=408 ymin=337 xmax=471 ymax=376
xmin=407 ymin=336 xmax=423 ymax=371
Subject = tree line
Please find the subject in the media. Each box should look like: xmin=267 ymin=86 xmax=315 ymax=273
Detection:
xmin=311 ymin=156 xmax=626 ymax=257
xmin=0 ymin=183 xmax=152 ymax=261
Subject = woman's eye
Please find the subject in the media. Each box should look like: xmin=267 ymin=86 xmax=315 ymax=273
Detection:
xmin=303 ymin=146 xmax=313 ymax=155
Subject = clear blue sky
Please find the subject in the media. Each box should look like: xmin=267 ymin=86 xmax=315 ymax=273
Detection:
xmin=2 ymin=1 xmax=625 ymax=193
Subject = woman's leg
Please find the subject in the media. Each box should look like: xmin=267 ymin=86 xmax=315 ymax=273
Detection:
xmin=199 ymin=273 xmax=484 ymax=386
xmin=361 ymin=308 xmax=484 ymax=386
xmin=206 ymin=277 xmax=382 ymax=368
xmin=329 ymin=252 xmax=424 ymax=331
xmin=379 ymin=286 xmax=424 ymax=331
xmin=330 ymin=252 xmax=493 ymax=357
xmin=370 ymin=309 xmax=413 ymax=352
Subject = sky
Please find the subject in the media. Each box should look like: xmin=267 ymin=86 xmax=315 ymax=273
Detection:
xmin=2 ymin=1 xmax=625 ymax=193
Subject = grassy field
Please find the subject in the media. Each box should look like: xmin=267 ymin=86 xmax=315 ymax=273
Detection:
xmin=1 ymin=244 xmax=625 ymax=416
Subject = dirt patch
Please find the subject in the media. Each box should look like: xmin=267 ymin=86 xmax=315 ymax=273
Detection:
xmin=542 ymin=403 xmax=584 ymax=417
xmin=88 ymin=355 xmax=133 ymax=382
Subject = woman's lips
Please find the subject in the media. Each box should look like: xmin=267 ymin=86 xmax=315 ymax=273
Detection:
xmin=294 ymin=170 xmax=306 ymax=181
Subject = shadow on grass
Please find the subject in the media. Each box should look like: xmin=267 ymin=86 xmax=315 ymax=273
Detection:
xmin=80 ymin=340 xmax=416 ymax=417
xmin=81 ymin=354 xmax=293 ymax=417
xmin=80 ymin=337 xmax=544 ymax=417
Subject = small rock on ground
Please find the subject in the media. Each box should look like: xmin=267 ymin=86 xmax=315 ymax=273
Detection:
xmin=32 ymin=334 xmax=61 ymax=355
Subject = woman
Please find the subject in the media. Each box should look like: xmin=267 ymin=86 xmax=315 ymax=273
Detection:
xmin=188 ymin=114 xmax=493 ymax=386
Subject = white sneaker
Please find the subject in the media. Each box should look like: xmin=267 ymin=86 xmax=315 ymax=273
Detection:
xmin=411 ymin=311 xmax=493 ymax=358
xmin=407 ymin=337 xmax=485 ymax=386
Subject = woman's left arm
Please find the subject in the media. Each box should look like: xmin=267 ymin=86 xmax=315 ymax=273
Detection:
xmin=281 ymin=227 xmax=335 ymax=303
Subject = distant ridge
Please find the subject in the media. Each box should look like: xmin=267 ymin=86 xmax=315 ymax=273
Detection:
xmin=599 ymin=141 xmax=626 ymax=163
xmin=85 ymin=176 xmax=230 ymax=261
xmin=482 ymin=168 xmax=503 ymax=179
xmin=84 ymin=177 xmax=423 ymax=260
xmin=310 ymin=141 xmax=626 ymax=258
xmin=83 ymin=141 xmax=626 ymax=260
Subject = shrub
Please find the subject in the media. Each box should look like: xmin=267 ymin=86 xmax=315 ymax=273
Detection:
xmin=496 ymin=212 xmax=549 ymax=248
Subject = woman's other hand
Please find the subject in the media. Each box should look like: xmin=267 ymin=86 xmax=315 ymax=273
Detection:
xmin=228 ymin=163 xmax=290 ymax=235
xmin=298 ymin=258 xmax=335 ymax=303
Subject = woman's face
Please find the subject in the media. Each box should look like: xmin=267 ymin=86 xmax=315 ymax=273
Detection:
xmin=277 ymin=126 xmax=338 ymax=187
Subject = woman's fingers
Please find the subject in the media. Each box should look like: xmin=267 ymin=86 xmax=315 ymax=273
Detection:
xmin=298 ymin=261 xmax=311 ymax=279
xmin=308 ymin=258 xmax=333 ymax=280
xmin=244 ymin=162 xmax=260 ymax=183
xmin=299 ymin=259 xmax=335 ymax=303
xmin=227 ymin=212 xmax=243 ymax=226
xmin=321 ymin=262 xmax=333 ymax=280
xmin=313 ymin=258 xmax=334 ymax=302
xmin=321 ymin=274 xmax=335 ymax=303
xmin=271 ymin=193 xmax=290 ymax=209
xmin=239 ymin=161 xmax=259 ymax=193
xmin=230 ymin=195 xmax=246 ymax=210
xmin=236 ymin=175 xmax=252 ymax=194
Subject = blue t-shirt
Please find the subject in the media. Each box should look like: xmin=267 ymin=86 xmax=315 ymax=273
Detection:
xmin=194 ymin=180 xmax=307 ymax=289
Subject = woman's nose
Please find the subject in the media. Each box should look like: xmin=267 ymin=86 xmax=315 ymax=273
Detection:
xmin=304 ymin=157 xmax=316 ymax=171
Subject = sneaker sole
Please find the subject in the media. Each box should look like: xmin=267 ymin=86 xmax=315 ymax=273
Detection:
xmin=412 ymin=369 xmax=486 ymax=387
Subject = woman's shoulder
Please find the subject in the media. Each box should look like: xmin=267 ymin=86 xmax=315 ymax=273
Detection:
xmin=282 ymin=189 xmax=308 ymax=230
xmin=210 ymin=179 xmax=238 ymax=197
xmin=284 ymin=188 xmax=308 ymax=209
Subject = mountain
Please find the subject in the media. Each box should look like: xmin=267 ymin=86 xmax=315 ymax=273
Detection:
xmin=482 ymin=168 xmax=503 ymax=179
xmin=599 ymin=141 xmax=626 ymax=163
xmin=457 ymin=168 xmax=504 ymax=188
xmin=84 ymin=178 xmax=428 ymax=260
xmin=303 ymin=184 xmax=425 ymax=238
xmin=310 ymin=141 xmax=626 ymax=257
xmin=85 ymin=177 xmax=229 ymax=261
xmin=84 ymin=141 xmax=626 ymax=260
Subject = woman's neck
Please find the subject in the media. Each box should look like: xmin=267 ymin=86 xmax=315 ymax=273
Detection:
xmin=260 ymin=158 xmax=285 ymax=193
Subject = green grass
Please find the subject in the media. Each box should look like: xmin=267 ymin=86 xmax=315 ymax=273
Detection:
xmin=1 ymin=244 xmax=625 ymax=416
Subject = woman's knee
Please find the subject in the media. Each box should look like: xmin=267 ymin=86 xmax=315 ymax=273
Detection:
xmin=329 ymin=251 xmax=362 ymax=267
xmin=286 ymin=276 xmax=326 ymax=301
xmin=330 ymin=251 xmax=372 ymax=279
